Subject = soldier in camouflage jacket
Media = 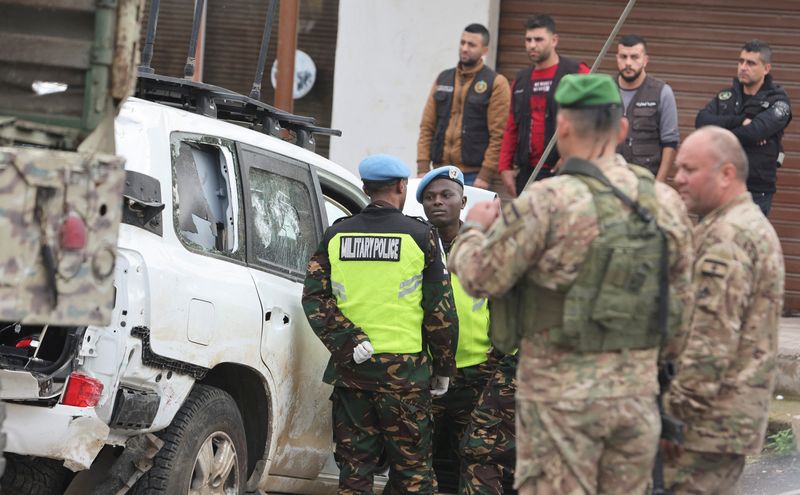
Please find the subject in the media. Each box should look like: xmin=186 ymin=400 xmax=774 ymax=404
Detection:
xmin=664 ymin=126 xmax=785 ymax=494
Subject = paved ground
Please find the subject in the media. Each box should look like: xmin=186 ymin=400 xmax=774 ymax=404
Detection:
xmin=739 ymin=453 xmax=800 ymax=494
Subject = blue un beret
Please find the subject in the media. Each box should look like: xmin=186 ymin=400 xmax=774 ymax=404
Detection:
xmin=358 ymin=154 xmax=411 ymax=181
xmin=416 ymin=165 xmax=464 ymax=203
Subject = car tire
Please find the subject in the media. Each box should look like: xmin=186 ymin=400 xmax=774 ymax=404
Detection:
xmin=0 ymin=454 xmax=74 ymax=495
xmin=130 ymin=384 xmax=247 ymax=494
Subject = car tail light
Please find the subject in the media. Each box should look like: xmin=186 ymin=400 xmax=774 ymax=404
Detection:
xmin=62 ymin=372 xmax=104 ymax=407
xmin=59 ymin=211 xmax=87 ymax=250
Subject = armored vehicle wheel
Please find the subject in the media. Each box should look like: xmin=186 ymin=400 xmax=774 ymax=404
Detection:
xmin=130 ymin=384 xmax=247 ymax=494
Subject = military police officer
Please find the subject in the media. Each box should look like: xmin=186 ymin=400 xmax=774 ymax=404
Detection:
xmin=302 ymin=154 xmax=458 ymax=494
xmin=664 ymin=126 xmax=785 ymax=493
xmin=417 ymin=167 xmax=516 ymax=494
xmin=448 ymin=74 xmax=694 ymax=494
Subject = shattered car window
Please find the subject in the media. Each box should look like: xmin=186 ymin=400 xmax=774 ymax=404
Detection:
xmin=173 ymin=139 xmax=241 ymax=257
xmin=249 ymin=168 xmax=316 ymax=273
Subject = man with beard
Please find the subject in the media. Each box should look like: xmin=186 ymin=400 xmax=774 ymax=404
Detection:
xmin=615 ymin=35 xmax=680 ymax=181
xmin=497 ymin=15 xmax=589 ymax=197
xmin=417 ymin=24 xmax=511 ymax=190
xmin=696 ymin=40 xmax=792 ymax=217
xmin=417 ymin=166 xmax=517 ymax=494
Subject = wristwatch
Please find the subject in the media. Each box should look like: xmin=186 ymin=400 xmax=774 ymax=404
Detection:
xmin=459 ymin=220 xmax=485 ymax=234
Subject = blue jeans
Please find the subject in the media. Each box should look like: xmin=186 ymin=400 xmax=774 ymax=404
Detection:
xmin=462 ymin=172 xmax=478 ymax=186
xmin=750 ymin=191 xmax=774 ymax=217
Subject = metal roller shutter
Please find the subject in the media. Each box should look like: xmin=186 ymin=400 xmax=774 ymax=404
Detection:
xmin=140 ymin=0 xmax=339 ymax=158
xmin=498 ymin=0 xmax=800 ymax=311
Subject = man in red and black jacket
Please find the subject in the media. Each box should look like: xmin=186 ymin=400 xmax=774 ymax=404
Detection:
xmin=498 ymin=15 xmax=590 ymax=197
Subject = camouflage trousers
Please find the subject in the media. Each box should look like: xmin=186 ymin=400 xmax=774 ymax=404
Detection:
xmin=663 ymin=449 xmax=745 ymax=495
xmin=459 ymin=354 xmax=517 ymax=495
xmin=516 ymin=396 xmax=660 ymax=495
xmin=431 ymin=363 xmax=492 ymax=490
xmin=330 ymin=387 xmax=435 ymax=494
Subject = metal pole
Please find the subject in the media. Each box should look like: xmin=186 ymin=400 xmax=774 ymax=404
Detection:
xmin=275 ymin=0 xmax=299 ymax=112
xmin=249 ymin=0 xmax=279 ymax=101
xmin=522 ymin=0 xmax=637 ymax=191
xmin=184 ymin=0 xmax=207 ymax=79
xmin=139 ymin=0 xmax=161 ymax=74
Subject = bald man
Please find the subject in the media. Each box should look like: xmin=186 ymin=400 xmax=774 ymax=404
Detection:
xmin=664 ymin=126 xmax=785 ymax=494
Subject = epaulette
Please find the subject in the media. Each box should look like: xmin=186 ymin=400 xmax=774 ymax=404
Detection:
xmin=406 ymin=215 xmax=433 ymax=227
xmin=331 ymin=214 xmax=354 ymax=225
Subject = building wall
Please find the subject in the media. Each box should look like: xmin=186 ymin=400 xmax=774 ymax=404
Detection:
xmin=497 ymin=0 xmax=800 ymax=311
xmin=330 ymin=0 xmax=501 ymax=174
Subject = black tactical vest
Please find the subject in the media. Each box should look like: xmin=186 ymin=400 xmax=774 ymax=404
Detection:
xmin=511 ymin=56 xmax=581 ymax=168
xmin=618 ymin=76 xmax=665 ymax=174
xmin=431 ymin=65 xmax=497 ymax=166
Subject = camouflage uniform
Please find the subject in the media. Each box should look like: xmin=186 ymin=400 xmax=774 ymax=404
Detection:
xmin=449 ymin=154 xmax=694 ymax=494
xmin=303 ymin=201 xmax=458 ymax=494
xmin=665 ymin=192 xmax=784 ymax=494
xmin=459 ymin=351 xmax=517 ymax=495
xmin=431 ymin=360 xmax=492 ymax=490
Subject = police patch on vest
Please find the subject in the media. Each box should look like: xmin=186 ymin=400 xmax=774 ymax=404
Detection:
xmin=474 ymin=80 xmax=488 ymax=94
xmin=635 ymin=101 xmax=657 ymax=107
xmin=436 ymin=84 xmax=454 ymax=93
xmin=718 ymin=90 xmax=732 ymax=101
xmin=339 ymin=236 xmax=402 ymax=261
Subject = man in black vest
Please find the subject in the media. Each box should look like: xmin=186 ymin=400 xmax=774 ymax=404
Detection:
xmin=497 ymin=15 xmax=589 ymax=197
xmin=417 ymin=24 xmax=511 ymax=191
xmin=696 ymin=39 xmax=792 ymax=217
xmin=616 ymin=35 xmax=680 ymax=181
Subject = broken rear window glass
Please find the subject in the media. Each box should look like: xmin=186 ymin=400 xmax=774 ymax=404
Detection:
xmin=173 ymin=139 xmax=241 ymax=258
xmin=249 ymin=168 xmax=316 ymax=274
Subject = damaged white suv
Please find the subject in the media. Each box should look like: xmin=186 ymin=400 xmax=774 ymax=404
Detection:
xmin=0 ymin=73 xmax=373 ymax=494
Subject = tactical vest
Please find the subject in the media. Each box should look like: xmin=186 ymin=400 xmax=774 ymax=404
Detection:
xmin=329 ymin=232 xmax=425 ymax=354
xmin=618 ymin=76 xmax=665 ymax=174
xmin=451 ymin=272 xmax=491 ymax=368
xmin=431 ymin=65 xmax=497 ymax=167
xmin=511 ymin=56 xmax=580 ymax=168
xmin=489 ymin=159 xmax=681 ymax=354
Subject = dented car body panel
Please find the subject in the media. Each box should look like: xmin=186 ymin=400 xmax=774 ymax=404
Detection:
xmin=1 ymin=97 xmax=379 ymax=492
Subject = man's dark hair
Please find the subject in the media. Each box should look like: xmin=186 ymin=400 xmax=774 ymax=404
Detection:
xmin=464 ymin=23 xmax=490 ymax=46
xmin=362 ymin=179 xmax=405 ymax=196
xmin=526 ymin=15 xmax=556 ymax=34
xmin=561 ymin=105 xmax=623 ymax=139
xmin=742 ymin=39 xmax=772 ymax=64
xmin=619 ymin=34 xmax=647 ymax=52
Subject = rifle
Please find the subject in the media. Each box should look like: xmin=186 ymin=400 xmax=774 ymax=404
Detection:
xmin=653 ymin=363 xmax=684 ymax=495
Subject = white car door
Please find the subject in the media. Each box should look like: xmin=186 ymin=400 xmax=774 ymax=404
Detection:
xmin=238 ymin=142 xmax=335 ymax=480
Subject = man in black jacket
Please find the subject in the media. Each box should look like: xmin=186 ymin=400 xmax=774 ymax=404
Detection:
xmin=696 ymin=39 xmax=792 ymax=217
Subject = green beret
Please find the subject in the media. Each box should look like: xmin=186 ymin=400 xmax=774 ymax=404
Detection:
xmin=555 ymin=73 xmax=621 ymax=108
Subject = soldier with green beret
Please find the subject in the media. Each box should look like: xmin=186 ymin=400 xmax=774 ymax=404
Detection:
xmin=448 ymin=73 xmax=695 ymax=494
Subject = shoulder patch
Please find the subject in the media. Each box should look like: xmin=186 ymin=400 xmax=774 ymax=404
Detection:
xmin=718 ymin=90 xmax=732 ymax=101
xmin=700 ymin=257 xmax=728 ymax=278
xmin=773 ymin=100 xmax=791 ymax=119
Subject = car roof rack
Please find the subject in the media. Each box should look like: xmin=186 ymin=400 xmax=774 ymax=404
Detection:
xmin=135 ymin=71 xmax=341 ymax=153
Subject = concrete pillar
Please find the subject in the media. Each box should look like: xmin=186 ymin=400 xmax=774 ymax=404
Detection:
xmin=329 ymin=0 xmax=500 ymax=175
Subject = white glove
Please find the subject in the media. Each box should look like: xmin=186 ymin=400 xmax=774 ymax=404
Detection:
xmin=430 ymin=376 xmax=450 ymax=397
xmin=352 ymin=341 xmax=374 ymax=364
